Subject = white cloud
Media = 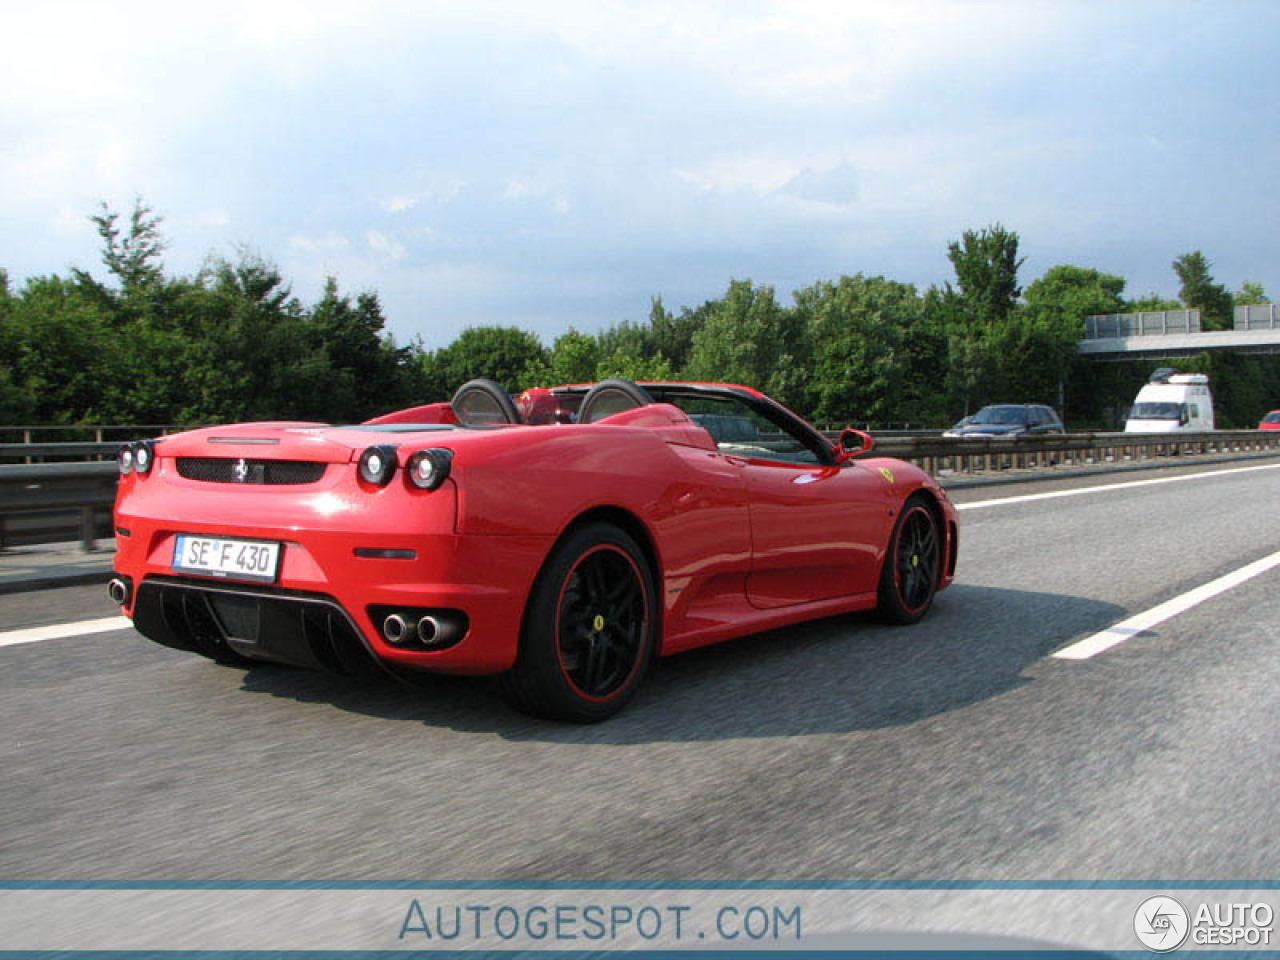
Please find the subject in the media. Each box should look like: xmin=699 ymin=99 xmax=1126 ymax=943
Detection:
xmin=502 ymin=179 xmax=570 ymax=215
xmin=288 ymin=232 xmax=351 ymax=255
xmin=383 ymin=195 xmax=421 ymax=214
xmin=194 ymin=209 xmax=231 ymax=228
xmin=366 ymin=229 xmax=407 ymax=262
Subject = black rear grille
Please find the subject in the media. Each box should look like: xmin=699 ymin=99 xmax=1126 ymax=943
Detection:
xmin=132 ymin=577 xmax=385 ymax=679
xmin=176 ymin=457 xmax=328 ymax=485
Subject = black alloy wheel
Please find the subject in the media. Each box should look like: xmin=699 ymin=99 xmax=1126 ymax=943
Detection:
xmin=500 ymin=522 xmax=656 ymax=722
xmin=555 ymin=544 xmax=648 ymax=700
xmin=876 ymin=495 xmax=941 ymax=624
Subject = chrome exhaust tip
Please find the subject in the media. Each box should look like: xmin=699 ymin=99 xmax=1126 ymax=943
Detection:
xmin=107 ymin=578 xmax=129 ymax=605
xmin=382 ymin=613 xmax=409 ymax=644
xmin=417 ymin=615 xmax=441 ymax=645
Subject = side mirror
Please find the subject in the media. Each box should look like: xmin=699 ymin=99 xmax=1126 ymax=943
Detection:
xmin=835 ymin=428 xmax=874 ymax=463
xmin=1179 ymin=407 xmax=1189 ymax=425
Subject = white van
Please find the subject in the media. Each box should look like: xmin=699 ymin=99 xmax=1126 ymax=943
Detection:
xmin=1124 ymin=369 xmax=1214 ymax=433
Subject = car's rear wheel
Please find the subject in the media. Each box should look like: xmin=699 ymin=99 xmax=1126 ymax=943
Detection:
xmin=876 ymin=495 xmax=941 ymax=624
xmin=500 ymin=522 xmax=656 ymax=722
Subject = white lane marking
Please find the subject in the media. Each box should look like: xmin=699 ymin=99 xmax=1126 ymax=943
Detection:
xmin=956 ymin=461 xmax=1280 ymax=511
xmin=0 ymin=616 xmax=132 ymax=648
xmin=1054 ymin=549 xmax=1280 ymax=660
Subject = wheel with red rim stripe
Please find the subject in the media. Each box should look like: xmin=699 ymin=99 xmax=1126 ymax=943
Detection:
xmin=876 ymin=495 xmax=941 ymax=624
xmin=500 ymin=521 xmax=655 ymax=722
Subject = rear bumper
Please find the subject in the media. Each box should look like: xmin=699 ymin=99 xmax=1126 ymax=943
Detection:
xmin=116 ymin=534 xmax=549 ymax=675
xmin=132 ymin=576 xmax=388 ymax=677
xmin=114 ymin=472 xmax=551 ymax=674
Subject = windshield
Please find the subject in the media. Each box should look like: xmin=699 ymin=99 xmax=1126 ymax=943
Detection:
xmin=1264 ymin=412 xmax=1280 ymax=424
xmin=971 ymin=405 xmax=1027 ymax=425
xmin=1130 ymin=402 xmax=1183 ymax=421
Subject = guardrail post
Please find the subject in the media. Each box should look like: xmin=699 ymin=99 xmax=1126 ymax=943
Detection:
xmin=79 ymin=505 xmax=96 ymax=552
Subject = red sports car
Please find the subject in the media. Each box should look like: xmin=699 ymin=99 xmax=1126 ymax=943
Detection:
xmin=1260 ymin=410 xmax=1280 ymax=430
xmin=110 ymin=379 xmax=958 ymax=721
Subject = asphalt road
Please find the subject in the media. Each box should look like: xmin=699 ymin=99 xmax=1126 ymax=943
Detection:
xmin=2 ymin=458 xmax=1278 ymax=880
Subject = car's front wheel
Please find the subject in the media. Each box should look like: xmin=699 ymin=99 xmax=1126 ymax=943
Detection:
xmin=500 ymin=522 xmax=656 ymax=722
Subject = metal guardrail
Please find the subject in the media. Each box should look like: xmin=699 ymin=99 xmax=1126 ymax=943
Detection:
xmin=3 ymin=431 xmax=1279 ymax=551
xmin=0 ymin=462 xmax=118 ymax=551
xmin=859 ymin=429 xmax=1280 ymax=476
xmin=0 ymin=424 xmax=192 ymax=444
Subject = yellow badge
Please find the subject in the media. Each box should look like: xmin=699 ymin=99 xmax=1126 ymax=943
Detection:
xmin=878 ymin=467 xmax=895 ymax=483
xmin=592 ymin=614 xmax=605 ymax=632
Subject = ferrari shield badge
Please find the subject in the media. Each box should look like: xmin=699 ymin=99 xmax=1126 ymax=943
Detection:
xmin=878 ymin=467 xmax=895 ymax=483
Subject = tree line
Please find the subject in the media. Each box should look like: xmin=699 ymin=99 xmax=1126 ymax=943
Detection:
xmin=1 ymin=200 xmax=1276 ymax=430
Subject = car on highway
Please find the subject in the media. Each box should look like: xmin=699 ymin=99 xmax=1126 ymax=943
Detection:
xmin=942 ymin=404 xmax=1064 ymax=438
xmin=1259 ymin=410 xmax=1280 ymax=431
xmin=109 ymin=379 xmax=958 ymax=721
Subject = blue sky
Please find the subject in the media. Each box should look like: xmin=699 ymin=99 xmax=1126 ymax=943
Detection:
xmin=2 ymin=1 xmax=1277 ymax=348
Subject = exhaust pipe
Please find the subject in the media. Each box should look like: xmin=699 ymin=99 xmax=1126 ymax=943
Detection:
xmin=382 ymin=613 xmax=409 ymax=644
xmin=107 ymin=578 xmax=129 ymax=606
xmin=418 ymin=613 xmax=467 ymax=647
xmin=417 ymin=615 xmax=441 ymax=645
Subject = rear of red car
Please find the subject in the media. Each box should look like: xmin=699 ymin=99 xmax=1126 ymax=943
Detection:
xmin=111 ymin=423 xmax=548 ymax=679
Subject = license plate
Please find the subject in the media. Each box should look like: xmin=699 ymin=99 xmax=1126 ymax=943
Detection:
xmin=172 ymin=535 xmax=281 ymax=583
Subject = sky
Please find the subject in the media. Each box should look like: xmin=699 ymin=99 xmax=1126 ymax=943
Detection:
xmin=2 ymin=0 xmax=1277 ymax=348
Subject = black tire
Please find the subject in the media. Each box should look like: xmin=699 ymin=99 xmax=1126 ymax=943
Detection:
xmin=500 ymin=522 xmax=656 ymax=722
xmin=876 ymin=494 xmax=941 ymax=625
xmin=577 ymin=378 xmax=654 ymax=423
xmin=451 ymin=378 xmax=521 ymax=425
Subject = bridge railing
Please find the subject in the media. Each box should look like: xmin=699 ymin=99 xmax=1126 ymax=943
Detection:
xmin=1084 ymin=310 xmax=1201 ymax=339
xmin=3 ymin=430 xmax=1279 ymax=551
xmin=1235 ymin=303 xmax=1280 ymax=331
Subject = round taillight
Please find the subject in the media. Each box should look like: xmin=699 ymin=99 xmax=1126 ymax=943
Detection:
xmin=406 ymin=448 xmax=453 ymax=491
xmin=118 ymin=444 xmax=134 ymax=475
xmin=134 ymin=440 xmax=154 ymax=475
xmin=358 ymin=445 xmax=398 ymax=486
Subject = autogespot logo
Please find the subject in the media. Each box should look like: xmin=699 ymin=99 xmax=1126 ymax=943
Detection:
xmin=1135 ymin=895 xmax=1190 ymax=952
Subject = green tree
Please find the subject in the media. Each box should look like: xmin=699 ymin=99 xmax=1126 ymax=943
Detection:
xmin=4 ymin=275 xmax=117 ymax=422
xmin=0 ymin=271 xmax=33 ymax=422
xmin=595 ymin=349 xmax=673 ymax=382
xmin=1126 ymin=293 xmax=1183 ymax=312
xmin=647 ymin=296 xmax=709 ymax=371
xmin=428 ymin=326 xmax=548 ymax=396
xmin=794 ymin=274 xmax=922 ymax=425
xmin=684 ymin=280 xmax=807 ymax=405
xmin=1172 ymin=251 xmax=1233 ymax=331
xmin=308 ymin=278 xmax=415 ymax=420
xmin=595 ymin=319 xmax=652 ymax=362
xmin=527 ymin=327 xmax=601 ymax=386
xmin=1015 ymin=265 xmax=1129 ymax=416
xmin=1024 ymin=265 xmax=1126 ymax=322
xmin=932 ymin=224 xmax=1026 ymax=413
xmin=1234 ymin=281 xmax=1269 ymax=306
xmin=76 ymin=199 xmax=167 ymax=297
xmin=946 ymin=223 xmax=1024 ymax=328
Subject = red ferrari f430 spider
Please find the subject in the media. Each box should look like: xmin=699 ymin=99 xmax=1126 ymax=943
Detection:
xmin=110 ymin=379 xmax=957 ymax=721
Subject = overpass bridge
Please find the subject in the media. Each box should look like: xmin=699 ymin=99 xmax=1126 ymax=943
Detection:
xmin=1080 ymin=304 xmax=1280 ymax=359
